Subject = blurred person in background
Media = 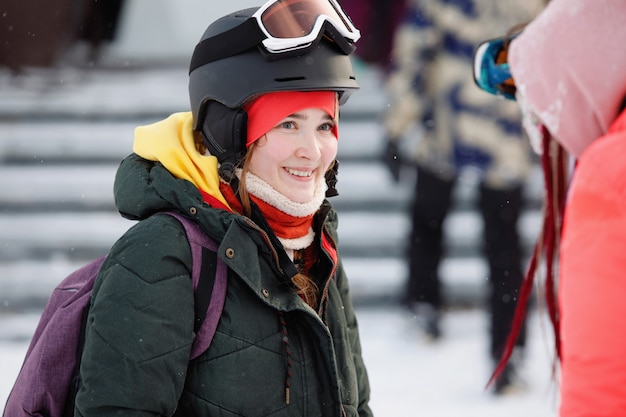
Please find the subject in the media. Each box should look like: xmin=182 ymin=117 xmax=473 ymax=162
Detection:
xmin=0 ymin=0 xmax=125 ymax=70
xmin=476 ymin=0 xmax=626 ymax=414
xmin=381 ymin=0 xmax=546 ymax=394
xmin=340 ymin=0 xmax=406 ymax=70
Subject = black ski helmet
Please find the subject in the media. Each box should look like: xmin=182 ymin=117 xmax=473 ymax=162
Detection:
xmin=188 ymin=7 xmax=360 ymax=131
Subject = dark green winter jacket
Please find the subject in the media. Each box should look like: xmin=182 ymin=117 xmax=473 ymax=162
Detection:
xmin=74 ymin=153 xmax=373 ymax=417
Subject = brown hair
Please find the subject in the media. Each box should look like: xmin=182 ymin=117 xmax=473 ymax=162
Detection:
xmin=194 ymin=131 xmax=207 ymax=155
xmin=235 ymin=142 xmax=320 ymax=310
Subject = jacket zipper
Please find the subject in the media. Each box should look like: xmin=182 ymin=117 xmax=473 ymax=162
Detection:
xmin=317 ymin=223 xmax=339 ymax=317
xmin=241 ymin=217 xmax=286 ymax=276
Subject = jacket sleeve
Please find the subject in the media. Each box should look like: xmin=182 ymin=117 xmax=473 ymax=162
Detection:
xmin=335 ymin=259 xmax=374 ymax=417
xmin=324 ymin=205 xmax=373 ymax=417
xmin=558 ymin=134 xmax=626 ymax=416
xmin=75 ymin=214 xmax=195 ymax=417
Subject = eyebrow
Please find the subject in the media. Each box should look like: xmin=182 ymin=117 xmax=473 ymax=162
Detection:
xmin=286 ymin=112 xmax=334 ymax=121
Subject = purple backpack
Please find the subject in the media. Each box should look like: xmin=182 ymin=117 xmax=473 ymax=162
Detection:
xmin=3 ymin=212 xmax=228 ymax=417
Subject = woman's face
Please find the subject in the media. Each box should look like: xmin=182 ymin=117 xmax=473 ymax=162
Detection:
xmin=248 ymin=107 xmax=338 ymax=203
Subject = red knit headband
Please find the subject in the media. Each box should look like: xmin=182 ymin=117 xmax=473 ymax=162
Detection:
xmin=243 ymin=91 xmax=338 ymax=147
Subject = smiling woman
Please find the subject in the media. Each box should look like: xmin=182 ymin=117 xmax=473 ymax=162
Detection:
xmin=23 ymin=1 xmax=374 ymax=417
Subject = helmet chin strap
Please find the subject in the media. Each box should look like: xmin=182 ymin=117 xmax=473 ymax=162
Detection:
xmin=324 ymin=159 xmax=339 ymax=198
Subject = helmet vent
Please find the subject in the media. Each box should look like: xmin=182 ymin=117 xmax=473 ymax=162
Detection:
xmin=274 ymin=76 xmax=307 ymax=83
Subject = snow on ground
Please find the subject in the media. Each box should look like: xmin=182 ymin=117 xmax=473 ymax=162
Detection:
xmin=1 ymin=306 xmax=558 ymax=416
xmin=359 ymin=307 xmax=558 ymax=416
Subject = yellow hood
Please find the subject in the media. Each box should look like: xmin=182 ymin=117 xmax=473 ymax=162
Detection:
xmin=133 ymin=112 xmax=230 ymax=209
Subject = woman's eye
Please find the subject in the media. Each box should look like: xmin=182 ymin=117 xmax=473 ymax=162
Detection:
xmin=319 ymin=122 xmax=334 ymax=131
xmin=279 ymin=121 xmax=296 ymax=129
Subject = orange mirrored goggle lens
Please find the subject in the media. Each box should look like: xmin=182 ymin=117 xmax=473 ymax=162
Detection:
xmin=261 ymin=0 xmax=354 ymax=39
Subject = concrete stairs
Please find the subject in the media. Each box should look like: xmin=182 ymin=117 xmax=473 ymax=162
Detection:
xmin=0 ymin=64 xmax=543 ymax=310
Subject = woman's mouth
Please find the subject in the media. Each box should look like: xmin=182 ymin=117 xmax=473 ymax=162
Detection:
xmin=285 ymin=168 xmax=313 ymax=178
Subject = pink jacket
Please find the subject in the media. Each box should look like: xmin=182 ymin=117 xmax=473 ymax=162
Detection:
xmin=509 ymin=1 xmax=626 ymax=415
xmin=559 ymin=110 xmax=626 ymax=416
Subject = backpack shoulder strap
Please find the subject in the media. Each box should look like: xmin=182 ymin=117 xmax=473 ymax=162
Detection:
xmin=162 ymin=211 xmax=228 ymax=360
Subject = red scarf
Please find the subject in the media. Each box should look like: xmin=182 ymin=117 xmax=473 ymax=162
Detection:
xmin=218 ymin=181 xmax=314 ymax=242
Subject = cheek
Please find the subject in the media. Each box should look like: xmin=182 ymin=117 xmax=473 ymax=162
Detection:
xmin=248 ymin=138 xmax=283 ymax=171
xmin=247 ymin=147 xmax=274 ymax=178
xmin=321 ymin=139 xmax=338 ymax=167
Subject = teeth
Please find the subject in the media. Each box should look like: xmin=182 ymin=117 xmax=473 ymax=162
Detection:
xmin=286 ymin=168 xmax=312 ymax=177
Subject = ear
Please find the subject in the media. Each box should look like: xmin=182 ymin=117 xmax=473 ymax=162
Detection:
xmin=201 ymin=101 xmax=248 ymax=166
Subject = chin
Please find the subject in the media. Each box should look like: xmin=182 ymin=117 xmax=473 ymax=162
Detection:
xmin=288 ymin=191 xmax=314 ymax=203
xmin=291 ymin=195 xmax=313 ymax=204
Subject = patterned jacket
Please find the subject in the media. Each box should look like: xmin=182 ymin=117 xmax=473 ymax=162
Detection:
xmin=384 ymin=0 xmax=545 ymax=188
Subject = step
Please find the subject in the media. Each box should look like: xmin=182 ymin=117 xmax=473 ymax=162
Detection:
xmin=0 ymin=158 xmax=544 ymax=213
xmin=0 ymin=119 xmax=385 ymax=164
xmin=0 ymin=255 xmax=490 ymax=310
xmin=0 ymin=65 xmax=385 ymax=122
xmin=0 ymin=162 xmax=413 ymax=212
xmin=0 ymin=64 xmax=546 ymax=312
xmin=337 ymin=209 xmax=541 ymax=258
xmin=343 ymin=256 xmax=491 ymax=306
xmin=0 ymin=208 xmax=541 ymax=261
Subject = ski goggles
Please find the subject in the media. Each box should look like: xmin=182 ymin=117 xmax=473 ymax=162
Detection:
xmin=254 ymin=0 xmax=360 ymax=52
xmin=473 ymin=34 xmax=518 ymax=100
xmin=190 ymin=0 xmax=360 ymax=73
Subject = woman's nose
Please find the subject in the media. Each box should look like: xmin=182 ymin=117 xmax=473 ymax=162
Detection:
xmin=296 ymin=132 xmax=322 ymax=159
